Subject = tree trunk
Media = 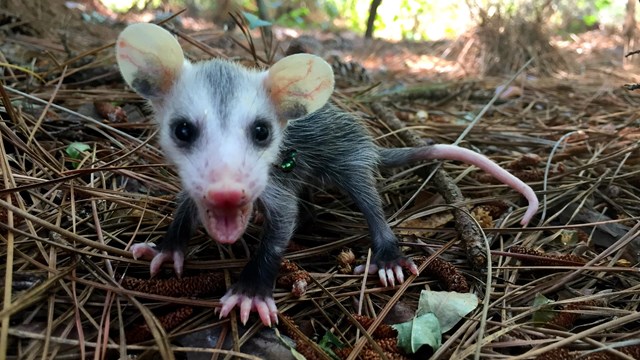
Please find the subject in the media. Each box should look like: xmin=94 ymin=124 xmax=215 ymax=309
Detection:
xmin=364 ymin=0 xmax=382 ymax=39
xmin=256 ymin=0 xmax=272 ymax=39
xmin=623 ymin=0 xmax=637 ymax=63
xmin=257 ymin=0 xmax=269 ymax=22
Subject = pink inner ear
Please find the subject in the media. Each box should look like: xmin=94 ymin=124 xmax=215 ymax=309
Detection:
xmin=266 ymin=54 xmax=335 ymax=120
xmin=116 ymin=23 xmax=185 ymax=99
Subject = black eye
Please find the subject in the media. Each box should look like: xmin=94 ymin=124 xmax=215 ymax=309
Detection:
xmin=171 ymin=119 xmax=198 ymax=146
xmin=251 ymin=119 xmax=271 ymax=146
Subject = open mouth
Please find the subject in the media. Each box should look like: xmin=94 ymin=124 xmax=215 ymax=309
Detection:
xmin=203 ymin=203 xmax=253 ymax=244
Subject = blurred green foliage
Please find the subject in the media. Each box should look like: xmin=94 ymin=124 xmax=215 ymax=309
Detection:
xmin=102 ymin=0 xmax=629 ymax=40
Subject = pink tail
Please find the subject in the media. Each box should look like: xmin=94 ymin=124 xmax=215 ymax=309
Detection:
xmin=382 ymin=144 xmax=539 ymax=225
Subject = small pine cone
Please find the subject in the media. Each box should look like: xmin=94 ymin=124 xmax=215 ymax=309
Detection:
xmin=121 ymin=272 xmax=224 ymax=297
xmin=509 ymin=246 xmax=587 ymax=267
xmin=285 ymin=35 xmax=322 ymax=56
xmin=510 ymin=169 xmax=545 ymax=183
xmin=278 ymin=314 xmax=301 ymax=341
xmin=376 ymin=337 xmax=400 ymax=353
xmin=328 ymin=55 xmax=372 ymax=87
xmin=547 ymin=308 xmax=581 ymax=330
xmin=361 ymin=349 xmax=411 ymax=360
xmin=278 ymin=260 xmax=311 ymax=297
xmin=334 ymin=347 xmax=353 ymax=359
xmin=481 ymin=201 xmax=511 ymax=218
xmin=338 ymin=264 xmax=352 ymax=274
xmin=507 ymin=153 xmax=542 ymax=170
xmin=278 ymin=315 xmax=325 ymax=360
xmin=291 ymin=278 xmax=308 ymax=297
xmin=295 ymin=340 xmax=324 ymax=360
xmin=509 ymin=246 xmax=543 ymax=257
xmin=620 ymin=345 xmax=640 ymax=359
xmin=582 ymin=352 xmax=610 ymax=360
xmin=422 ymin=257 xmax=470 ymax=293
xmin=547 ymin=300 xmax=597 ymax=329
xmin=352 ymin=314 xmax=397 ymax=339
xmin=337 ymin=248 xmax=356 ymax=274
xmin=476 ymin=169 xmax=544 ymax=184
xmin=362 ymin=349 xmax=382 ymax=360
xmin=534 ymin=348 xmax=573 ymax=360
xmin=352 ymin=314 xmax=374 ymax=329
xmin=126 ymin=306 xmax=193 ymax=343
xmin=158 ymin=306 xmax=193 ymax=330
xmin=337 ymin=248 xmax=356 ymax=266
xmin=281 ymin=259 xmax=301 ymax=273
xmin=471 ymin=206 xmax=494 ymax=228
xmin=277 ymin=271 xmax=310 ymax=293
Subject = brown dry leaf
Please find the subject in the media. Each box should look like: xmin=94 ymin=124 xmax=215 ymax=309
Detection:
xmin=396 ymin=213 xmax=453 ymax=237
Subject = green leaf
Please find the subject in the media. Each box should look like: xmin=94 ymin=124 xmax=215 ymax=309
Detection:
xmin=392 ymin=313 xmax=441 ymax=353
xmin=319 ymin=331 xmax=343 ymax=348
xmin=531 ymin=293 xmax=556 ymax=325
xmin=242 ymin=11 xmax=272 ymax=29
xmin=416 ymin=290 xmax=479 ymax=333
xmin=274 ymin=328 xmax=307 ymax=360
xmin=583 ymin=14 xmax=598 ymax=27
xmin=318 ymin=330 xmax=343 ymax=360
xmin=290 ymin=347 xmax=307 ymax=360
xmin=65 ymin=142 xmax=90 ymax=159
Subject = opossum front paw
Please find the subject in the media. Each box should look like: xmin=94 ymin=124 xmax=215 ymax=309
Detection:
xmin=218 ymin=289 xmax=278 ymax=327
xmin=131 ymin=243 xmax=184 ymax=278
xmin=354 ymin=257 xmax=419 ymax=287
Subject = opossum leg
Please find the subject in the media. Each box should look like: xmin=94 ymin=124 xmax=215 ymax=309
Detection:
xmin=339 ymin=170 xmax=418 ymax=286
xmin=130 ymin=192 xmax=197 ymax=278
xmin=217 ymin=185 xmax=298 ymax=327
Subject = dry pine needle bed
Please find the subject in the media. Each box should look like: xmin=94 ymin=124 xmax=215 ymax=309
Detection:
xmin=1 ymin=5 xmax=640 ymax=360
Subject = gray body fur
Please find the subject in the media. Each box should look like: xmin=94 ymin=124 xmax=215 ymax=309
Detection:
xmin=168 ymin=103 xmax=411 ymax=297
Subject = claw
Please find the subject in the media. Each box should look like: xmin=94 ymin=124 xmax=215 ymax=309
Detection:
xmin=240 ymin=297 xmax=253 ymax=325
xmin=255 ymin=301 xmax=272 ymax=327
xmin=410 ymin=263 xmax=419 ymax=275
xmin=131 ymin=243 xmax=184 ymax=278
xmin=354 ymin=257 xmax=418 ymax=288
xmin=173 ymin=252 xmax=184 ymax=277
xmin=218 ymin=290 xmax=278 ymax=327
xmin=219 ymin=292 xmax=239 ymax=319
xmin=394 ymin=265 xmax=405 ymax=284
xmin=386 ymin=268 xmax=395 ymax=287
xmin=266 ymin=297 xmax=278 ymax=325
xmin=378 ymin=268 xmax=387 ymax=287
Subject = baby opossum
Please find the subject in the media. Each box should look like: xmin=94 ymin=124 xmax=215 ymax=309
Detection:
xmin=116 ymin=23 xmax=539 ymax=327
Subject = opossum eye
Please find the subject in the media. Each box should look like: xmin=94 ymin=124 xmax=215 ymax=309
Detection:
xmin=251 ymin=119 xmax=271 ymax=147
xmin=171 ymin=118 xmax=198 ymax=146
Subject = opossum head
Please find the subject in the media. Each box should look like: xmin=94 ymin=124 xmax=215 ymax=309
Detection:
xmin=116 ymin=23 xmax=334 ymax=244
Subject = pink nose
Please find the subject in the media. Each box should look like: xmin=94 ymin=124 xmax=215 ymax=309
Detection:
xmin=206 ymin=187 xmax=245 ymax=208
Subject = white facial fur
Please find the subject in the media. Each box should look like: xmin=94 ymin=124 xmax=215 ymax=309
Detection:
xmin=154 ymin=60 xmax=282 ymax=202
xmin=116 ymin=23 xmax=335 ymax=244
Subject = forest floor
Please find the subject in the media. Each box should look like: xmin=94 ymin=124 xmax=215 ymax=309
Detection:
xmin=1 ymin=1 xmax=640 ymax=359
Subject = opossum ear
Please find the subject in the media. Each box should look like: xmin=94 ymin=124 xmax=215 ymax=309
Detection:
xmin=116 ymin=23 xmax=184 ymax=100
xmin=266 ymin=54 xmax=335 ymax=120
